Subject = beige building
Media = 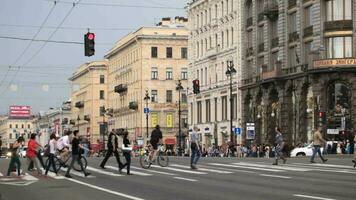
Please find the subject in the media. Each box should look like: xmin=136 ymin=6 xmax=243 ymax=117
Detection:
xmin=69 ymin=61 xmax=108 ymax=146
xmin=187 ymin=0 xmax=243 ymax=146
xmin=0 ymin=116 xmax=35 ymax=148
xmin=105 ymin=17 xmax=189 ymax=151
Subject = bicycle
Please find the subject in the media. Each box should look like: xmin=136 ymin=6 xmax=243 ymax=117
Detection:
xmin=45 ymin=151 xmax=87 ymax=172
xmin=140 ymin=144 xmax=169 ymax=169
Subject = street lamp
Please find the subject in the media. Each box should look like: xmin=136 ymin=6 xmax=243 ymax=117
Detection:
xmin=143 ymin=90 xmax=150 ymax=140
xmin=77 ymin=115 xmax=80 ymax=131
xmin=176 ymin=80 xmax=184 ymax=156
xmin=225 ymin=60 xmax=237 ymax=144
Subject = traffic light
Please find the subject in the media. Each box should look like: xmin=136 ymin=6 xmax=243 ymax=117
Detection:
xmin=84 ymin=32 xmax=95 ymax=57
xmin=318 ymin=111 xmax=327 ymax=125
xmin=192 ymin=79 xmax=200 ymax=94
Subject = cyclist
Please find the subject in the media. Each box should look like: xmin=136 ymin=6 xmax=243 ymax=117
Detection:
xmin=57 ymin=130 xmax=72 ymax=165
xmin=149 ymin=125 xmax=162 ymax=163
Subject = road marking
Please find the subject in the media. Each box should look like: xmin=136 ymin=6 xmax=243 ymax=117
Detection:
xmin=171 ymin=164 xmax=233 ymax=174
xmin=106 ymin=166 xmax=152 ymax=176
xmin=66 ymin=178 xmax=145 ymax=200
xmin=150 ymin=165 xmax=207 ymax=175
xmin=22 ymin=173 xmax=39 ymax=181
xmin=297 ymin=163 xmax=353 ymax=169
xmin=40 ymin=169 xmax=65 ymax=179
xmin=59 ymin=168 xmax=96 ymax=178
xmin=130 ymin=166 xmax=176 ymax=176
xmin=259 ymin=174 xmax=291 ymax=179
xmin=173 ymin=177 xmax=198 ymax=182
xmin=0 ymin=172 xmax=3 ymax=176
xmin=209 ymin=163 xmax=285 ymax=172
xmin=86 ymin=166 xmax=124 ymax=177
xmin=291 ymin=163 xmax=356 ymax=174
xmin=235 ymin=162 xmax=309 ymax=172
xmin=293 ymin=194 xmax=336 ymax=200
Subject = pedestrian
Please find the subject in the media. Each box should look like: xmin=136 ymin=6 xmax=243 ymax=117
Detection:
xmin=119 ymin=131 xmax=132 ymax=175
xmin=352 ymin=133 xmax=356 ymax=167
xmin=65 ymin=130 xmax=91 ymax=178
xmin=26 ymin=133 xmax=42 ymax=174
xmin=100 ymin=129 xmax=123 ymax=170
xmin=190 ymin=126 xmax=201 ymax=169
xmin=45 ymin=134 xmax=58 ymax=176
xmin=337 ymin=141 xmax=342 ymax=157
xmin=28 ymin=134 xmax=45 ymax=170
xmin=310 ymin=127 xmax=328 ymax=163
xmin=149 ymin=125 xmax=163 ymax=162
xmin=6 ymin=137 xmax=24 ymax=176
xmin=265 ymin=145 xmax=270 ymax=158
xmin=272 ymin=127 xmax=287 ymax=165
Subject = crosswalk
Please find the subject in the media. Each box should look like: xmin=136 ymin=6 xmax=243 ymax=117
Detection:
xmin=2 ymin=160 xmax=355 ymax=182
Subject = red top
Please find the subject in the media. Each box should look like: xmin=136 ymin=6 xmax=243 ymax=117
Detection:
xmin=27 ymin=139 xmax=38 ymax=158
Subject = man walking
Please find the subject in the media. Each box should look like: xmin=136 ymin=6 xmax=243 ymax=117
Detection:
xmin=310 ymin=127 xmax=328 ymax=163
xmin=190 ymin=126 xmax=201 ymax=169
xmin=65 ymin=130 xmax=90 ymax=178
xmin=100 ymin=129 xmax=123 ymax=170
xmin=272 ymin=127 xmax=287 ymax=165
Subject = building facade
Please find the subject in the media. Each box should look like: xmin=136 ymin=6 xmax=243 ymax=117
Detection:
xmin=187 ymin=0 xmax=243 ymax=147
xmin=240 ymin=0 xmax=356 ymax=146
xmin=69 ymin=61 xmax=108 ymax=145
xmin=0 ymin=116 xmax=35 ymax=148
xmin=105 ymin=17 xmax=189 ymax=151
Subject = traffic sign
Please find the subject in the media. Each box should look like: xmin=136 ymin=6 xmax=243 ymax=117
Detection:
xmin=144 ymin=108 xmax=150 ymax=114
xmin=234 ymin=127 xmax=241 ymax=135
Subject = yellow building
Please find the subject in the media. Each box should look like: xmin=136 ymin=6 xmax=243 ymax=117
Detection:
xmin=0 ymin=116 xmax=35 ymax=148
xmin=105 ymin=17 xmax=189 ymax=152
xmin=69 ymin=60 xmax=108 ymax=146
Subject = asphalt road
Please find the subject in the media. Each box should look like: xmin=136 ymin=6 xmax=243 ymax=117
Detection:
xmin=0 ymin=156 xmax=355 ymax=200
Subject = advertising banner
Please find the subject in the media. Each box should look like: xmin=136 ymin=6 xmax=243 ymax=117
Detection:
xmin=9 ymin=106 xmax=31 ymax=118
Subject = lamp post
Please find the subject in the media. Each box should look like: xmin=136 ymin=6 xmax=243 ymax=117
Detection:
xmin=143 ymin=90 xmax=150 ymax=141
xmin=77 ymin=115 xmax=80 ymax=131
xmin=226 ymin=60 xmax=237 ymax=144
xmin=176 ymin=80 xmax=184 ymax=156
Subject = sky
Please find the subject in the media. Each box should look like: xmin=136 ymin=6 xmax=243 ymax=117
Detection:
xmin=0 ymin=0 xmax=187 ymax=115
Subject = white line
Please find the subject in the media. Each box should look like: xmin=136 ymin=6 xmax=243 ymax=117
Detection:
xmin=293 ymin=194 xmax=336 ymax=200
xmin=150 ymin=165 xmax=207 ymax=175
xmin=22 ymin=173 xmax=39 ymax=181
xmin=40 ymin=169 xmax=65 ymax=179
xmin=66 ymin=178 xmax=145 ymax=200
xmin=209 ymin=163 xmax=285 ymax=172
xmin=0 ymin=172 xmax=3 ymax=176
xmin=86 ymin=166 xmax=123 ymax=177
xmin=259 ymin=174 xmax=291 ymax=179
xmin=295 ymin=162 xmax=353 ymax=169
xmin=59 ymin=168 xmax=96 ymax=178
xmin=173 ymin=177 xmax=198 ymax=182
xmin=106 ymin=166 xmax=152 ymax=176
xmin=290 ymin=163 xmax=356 ymax=174
xmin=171 ymin=164 xmax=233 ymax=174
xmin=130 ymin=166 xmax=176 ymax=176
xmin=234 ymin=162 xmax=309 ymax=172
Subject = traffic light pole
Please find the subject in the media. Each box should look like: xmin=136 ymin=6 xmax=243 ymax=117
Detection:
xmin=176 ymin=80 xmax=184 ymax=156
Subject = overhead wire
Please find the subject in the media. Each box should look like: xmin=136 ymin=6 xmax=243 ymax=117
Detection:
xmin=0 ymin=23 xmax=135 ymax=31
xmin=0 ymin=35 xmax=114 ymax=45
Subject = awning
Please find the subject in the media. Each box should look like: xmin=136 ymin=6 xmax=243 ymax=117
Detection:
xmin=165 ymin=138 xmax=176 ymax=145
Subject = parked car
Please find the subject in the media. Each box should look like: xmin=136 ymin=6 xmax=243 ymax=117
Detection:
xmin=290 ymin=143 xmax=324 ymax=157
xmin=19 ymin=146 xmax=27 ymax=158
xmin=0 ymin=148 xmax=12 ymax=158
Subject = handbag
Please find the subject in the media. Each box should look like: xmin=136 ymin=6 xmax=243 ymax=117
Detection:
xmin=121 ymin=144 xmax=132 ymax=152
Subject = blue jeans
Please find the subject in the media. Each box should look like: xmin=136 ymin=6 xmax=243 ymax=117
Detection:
xmin=191 ymin=148 xmax=201 ymax=166
xmin=311 ymin=145 xmax=325 ymax=161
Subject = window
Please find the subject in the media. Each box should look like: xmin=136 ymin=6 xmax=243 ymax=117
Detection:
xmin=100 ymin=90 xmax=105 ymax=99
xmin=100 ymin=75 xmax=105 ymax=84
xmin=151 ymin=47 xmax=158 ymax=58
xmin=304 ymin=6 xmax=312 ymax=27
xmin=232 ymin=94 xmax=237 ymax=119
xmin=271 ymin=20 xmax=278 ymax=36
xmin=9 ymin=133 xmax=12 ymax=139
xmin=9 ymin=124 xmax=12 ymax=128
xmin=222 ymin=96 xmax=227 ymax=120
xmin=21 ymin=124 xmax=24 ymax=129
xmin=197 ymin=101 xmax=202 ymax=123
xmin=15 ymin=124 xmax=18 ymax=129
xmin=151 ymin=90 xmax=158 ymax=102
xmin=166 ymin=47 xmax=173 ymax=58
xmin=166 ymin=90 xmax=173 ymax=103
xmin=166 ymin=68 xmax=173 ymax=80
xmin=181 ymin=47 xmax=187 ymax=59
xmin=182 ymin=93 xmax=187 ymax=103
xmin=271 ymin=51 xmax=278 ymax=71
xmin=288 ymin=47 xmax=297 ymax=67
xmin=205 ymin=99 xmax=211 ymax=122
xmin=247 ymin=31 xmax=253 ymax=48
xmin=27 ymin=124 xmax=30 ymax=129
xmin=304 ymin=42 xmax=312 ymax=64
xmin=151 ymin=67 xmax=158 ymax=79
xmin=214 ymin=98 xmax=218 ymax=121
xmin=257 ymin=0 xmax=264 ymax=13
xmin=288 ymin=12 xmax=297 ymax=33
xmin=181 ymin=68 xmax=188 ymax=80
xmin=326 ymin=0 xmax=352 ymax=21
xmin=326 ymin=36 xmax=352 ymax=58
xmin=258 ymin=25 xmax=264 ymax=45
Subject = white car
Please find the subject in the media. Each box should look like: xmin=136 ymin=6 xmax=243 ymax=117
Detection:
xmin=19 ymin=147 xmax=27 ymax=158
xmin=290 ymin=143 xmax=324 ymax=157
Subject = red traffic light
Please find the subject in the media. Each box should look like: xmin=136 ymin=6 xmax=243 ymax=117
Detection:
xmin=319 ymin=112 xmax=323 ymax=118
xmin=87 ymin=33 xmax=95 ymax=40
xmin=193 ymin=79 xmax=200 ymax=85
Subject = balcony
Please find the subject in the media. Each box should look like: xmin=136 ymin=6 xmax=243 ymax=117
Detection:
xmin=241 ymin=76 xmax=260 ymax=86
xmin=271 ymin=37 xmax=279 ymax=48
xmin=75 ymin=101 xmax=84 ymax=108
xmin=261 ymin=67 xmax=281 ymax=80
xmin=246 ymin=47 xmax=254 ymax=57
xmin=288 ymin=0 xmax=297 ymax=9
xmin=258 ymin=43 xmax=265 ymax=53
xmin=129 ymin=101 xmax=138 ymax=110
xmin=246 ymin=17 xmax=253 ymax=28
xmin=114 ymin=84 xmax=127 ymax=94
xmin=264 ymin=1 xmax=278 ymax=21
xmin=258 ymin=12 xmax=265 ymax=22
xmin=288 ymin=31 xmax=299 ymax=43
xmin=303 ymin=26 xmax=313 ymax=37
xmin=84 ymin=115 xmax=90 ymax=121
xmin=324 ymin=20 xmax=353 ymax=32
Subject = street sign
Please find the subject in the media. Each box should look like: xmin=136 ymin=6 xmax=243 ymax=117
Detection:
xmin=327 ymin=129 xmax=339 ymax=135
xmin=144 ymin=108 xmax=150 ymax=114
xmin=234 ymin=127 xmax=241 ymax=135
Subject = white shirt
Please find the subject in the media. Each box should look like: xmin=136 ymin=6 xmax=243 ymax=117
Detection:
xmin=190 ymin=131 xmax=199 ymax=144
xmin=49 ymin=139 xmax=57 ymax=154
xmin=57 ymin=135 xmax=69 ymax=150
